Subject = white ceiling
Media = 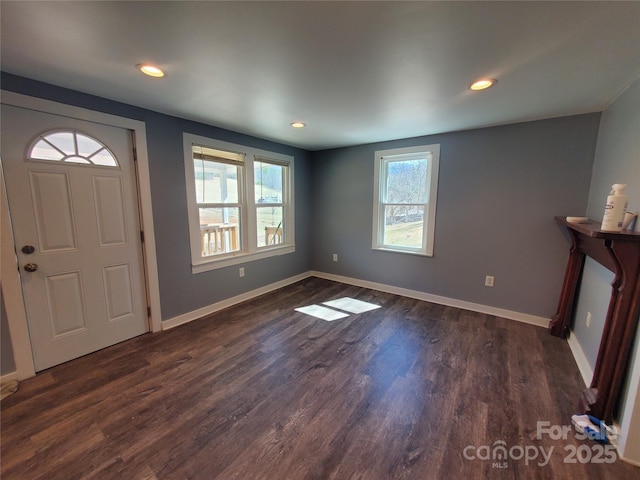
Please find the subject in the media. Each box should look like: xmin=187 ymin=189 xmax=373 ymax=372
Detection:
xmin=2 ymin=1 xmax=639 ymax=150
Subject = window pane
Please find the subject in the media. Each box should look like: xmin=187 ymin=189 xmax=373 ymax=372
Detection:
xmin=257 ymin=206 xmax=283 ymax=247
xmin=384 ymin=158 xmax=429 ymax=204
xmin=46 ymin=132 xmax=76 ymax=155
xmin=254 ymin=161 xmax=283 ymax=203
xmin=76 ymin=133 xmax=103 ymax=157
xmin=30 ymin=139 xmax=64 ymax=160
xmin=194 ymin=159 xmax=239 ymax=204
xmin=383 ymin=205 xmax=424 ymax=248
xmin=90 ymin=148 xmax=119 ymax=167
xmin=199 ymin=207 xmax=240 ymax=256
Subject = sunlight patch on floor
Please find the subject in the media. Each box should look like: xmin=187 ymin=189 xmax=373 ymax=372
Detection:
xmin=295 ymin=297 xmax=381 ymax=321
xmin=323 ymin=297 xmax=381 ymax=314
xmin=295 ymin=305 xmax=349 ymax=321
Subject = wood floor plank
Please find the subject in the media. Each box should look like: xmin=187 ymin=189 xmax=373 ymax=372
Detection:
xmin=2 ymin=277 xmax=638 ymax=479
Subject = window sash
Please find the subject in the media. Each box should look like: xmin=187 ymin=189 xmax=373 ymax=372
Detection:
xmin=254 ymin=156 xmax=287 ymax=203
xmin=193 ymin=155 xmax=243 ymax=206
xmin=372 ymin=144 xmax=439 ymax=257
xmin=381 ymin=155 xmax=431 ymax=205
xmin=254 ymin=156 xmax=288 ymax=248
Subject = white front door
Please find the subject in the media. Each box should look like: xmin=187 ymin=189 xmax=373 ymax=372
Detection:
xmin=1 ymin=104 xmax=149 ymax=371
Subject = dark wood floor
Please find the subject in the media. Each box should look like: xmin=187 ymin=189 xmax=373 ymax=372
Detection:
xmin=2 ymin=277 xmax=638 ymax=479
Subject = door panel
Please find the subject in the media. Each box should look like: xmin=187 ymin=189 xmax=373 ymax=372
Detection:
xmin=92 ymin=175 xmax=128 ymax=246
xmin=103 ymin=263 xmax=135 ymax=321
xmin=44 ymin=271 xmax=87 ymax=336
xmin=29 ymin=170 xmax=78 ymax=252
xmin=1 ymin=104 xmax=148 ymax=371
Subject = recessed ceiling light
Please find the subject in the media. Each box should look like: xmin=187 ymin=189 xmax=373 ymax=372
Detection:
xmin=469 ymin=78 xmax=496 ymax=91
xmin=136 ymin=63 xmax=165 ymax=78
xmin=291 ymin=122 xmax=305 ymax=128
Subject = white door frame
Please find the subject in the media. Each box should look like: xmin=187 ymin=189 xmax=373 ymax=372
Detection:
xmin=1 ymin=91 xmax=162 ymax=380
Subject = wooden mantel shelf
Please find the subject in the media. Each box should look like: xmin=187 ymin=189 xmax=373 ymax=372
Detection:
xmin=550 ymin=216 xmax=640 ymax=421
xmin=555 ymin=217 xmax=640 ymax=240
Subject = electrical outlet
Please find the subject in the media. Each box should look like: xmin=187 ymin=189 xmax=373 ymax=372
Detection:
xmin=333 ymin=253 xmax=338 ymax=262
xmin=239 ymin=267 xmax=245 ymax=277
xmin=485 ymin=275 xmax=495 ymax=287
xmin=586 ymin=311 xmax=591 ymax=328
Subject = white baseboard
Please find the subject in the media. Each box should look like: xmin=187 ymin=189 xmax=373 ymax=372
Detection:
xmin=605 ymin=420 xmax=640 ymax=468
xmin=162 ymin=270 xmax=550 ymax=332
xmin=162 ymin=272 xmax=313 ymax=330
xmin=619 ymin=451 xmax=640 ymax=468
xmin=310 ymin=271 xmax=550 ymax=328
xmin=566 ymin=330 xmax=593 ymax=387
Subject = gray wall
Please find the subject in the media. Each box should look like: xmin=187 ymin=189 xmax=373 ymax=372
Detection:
xmin=573 ymin=77 xmax=640 ymax=369
xmin=143 ymin=113 xmax=312 ymax=318
xmin=310 ymin=114 xmax=601 ymax=318
xmin=0 ymin=73 xmax=313 ymax=323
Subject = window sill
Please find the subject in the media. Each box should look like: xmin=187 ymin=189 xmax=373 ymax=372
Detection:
xmin=191 ymin=244 xmax=295 ymax=274
xmin=372 ymin=246 xmax=433 ymax=257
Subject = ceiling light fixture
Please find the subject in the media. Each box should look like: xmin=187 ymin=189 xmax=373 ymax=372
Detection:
xmin=136 ymin=63 xmax=165 ymax=78
xmin=469 ymin=78 xmax=496 ymax=91
xmin=291 ymin=122 xmax=305 ymax=128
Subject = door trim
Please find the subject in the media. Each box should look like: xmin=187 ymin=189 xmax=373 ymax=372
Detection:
xmin=1 ymin=91 xmax=162 ymax=380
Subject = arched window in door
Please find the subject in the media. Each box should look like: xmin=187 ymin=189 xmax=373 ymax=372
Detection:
xmin=28 ymin=130 xmax=119 ymax=167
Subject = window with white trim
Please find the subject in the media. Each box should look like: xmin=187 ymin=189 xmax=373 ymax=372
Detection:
xmin=183 ymin=133 xmax=294 ymax=273
xmin=372 ymin=144 xmax=439 ymax=256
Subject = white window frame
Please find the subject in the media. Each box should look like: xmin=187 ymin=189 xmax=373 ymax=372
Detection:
xmin=183 ymin=133 xmax=295 ymax=273
xmin=372 ymin=144 xmax=440 ymax=257
xmin=254 ymin=155 xmax=289 ymax=248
